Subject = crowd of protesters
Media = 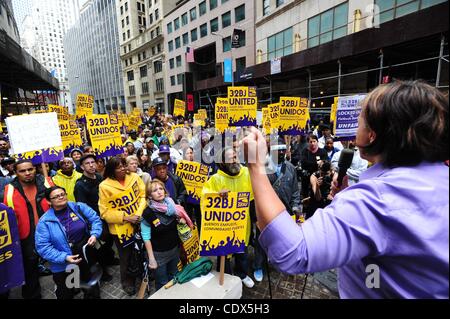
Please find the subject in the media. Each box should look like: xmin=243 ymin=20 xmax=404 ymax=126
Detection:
xmin=0 ymin=80 xmax=447 ymax=299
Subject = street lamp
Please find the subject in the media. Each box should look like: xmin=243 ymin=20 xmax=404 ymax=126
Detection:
xmin=212 ymin=31 xmax=234 ymax=87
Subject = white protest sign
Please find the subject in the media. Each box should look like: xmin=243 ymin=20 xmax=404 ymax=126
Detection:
xmin=5 ymin=113 xmax=62 ymax=155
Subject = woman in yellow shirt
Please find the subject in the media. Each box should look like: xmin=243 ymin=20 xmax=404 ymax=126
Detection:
xmin=99 ymin=155 xmax=146 ymax=296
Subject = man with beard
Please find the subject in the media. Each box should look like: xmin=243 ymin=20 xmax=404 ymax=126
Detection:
xmin=201 ymin=148 xmax=255 ymax=289
xmin=152 ymin=157 xmax=187 ymax=207
xmin=2 ymin=160 xmax=54 ymax=299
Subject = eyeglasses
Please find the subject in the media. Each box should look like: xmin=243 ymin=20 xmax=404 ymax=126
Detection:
xmin=49 ymin=193 xmax=67 ymax=200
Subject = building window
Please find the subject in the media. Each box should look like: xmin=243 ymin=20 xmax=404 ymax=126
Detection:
xmin=167 ymin=22 xmax=172 ymax=34
xmin=129 ymin=85 xmax=135 ymax=96
xmin=125 ymin=2 xmax=128 ymax=11
xmin=199 ymin=1 xmax=207 ymax=16
xmin=308 ymin=2 xmax=348 ymax=48
xmin=127 ymin=70 xmax=134 ymax=81
xmin=170 ymin=58 xmax=175 ymax=69
xmin=235 ymin=4 xmax=245 ymax=22
xmin=276 ymin=0 xmax=285 ymax=7
xmin=210 ymin=0 xmax=218 ymax=10
xmin=171 ymin=76 xmax=176 ymax=86
xmin=222 ymin=11 xmax=231 ymax=28
xmin=236 ymin=57 xmax=246 ymax=74
xmin=183 ymin=33 xmax=189 ymax=45
xmin=127 ymin=30 xmax=130 ymax=38
xmin=190 ymin=7 xmax=197 ymax=21
xmin=263 ymin=0 xmax=270 ymax=15
xmin=182 ymin=13 xmax=188 ymax=26
xmin=168 ymin=41 xmax=174 ymax=52
xmin=375 ymin=0 xmax=445 ymax=24
xmin=267 ymin=27 xmax=293 ymax=60
xmin=191 ymin=28 xmax=198 ymax=42
xmin=223 ymin=36 xmax=231 ymax=52
xmin=200 ymin=23 xmax=208 ymax=37
xmin=156 ymin=78 xmax=164 ymax=92
xmin=154 ymin=61 xmax=162 ymax=73
xmin=175 ymin=37 xmax=181 ymax=49
xmin=177 ymin=74 xmax=184 ymax=85
xmin=210 ymin=18 xmax=219 ymax=33
xmin=149 ymin=13 xmax=153 ymax=25
xmin=140 ymin=65 xmax=147 ymax=78
xmin=174 ymin=17 xmax=180 ymax=30
xmin=155 ymin=9 xmax=159 ymax=20
xmin=142 ymin=82 xmax=149 ymax=94
xmin=176 ymin=55 xmax=182 ymax=67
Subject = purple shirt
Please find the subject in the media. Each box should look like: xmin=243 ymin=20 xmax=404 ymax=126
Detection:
xmin=259 ymin=162 xmax=449 ymax=298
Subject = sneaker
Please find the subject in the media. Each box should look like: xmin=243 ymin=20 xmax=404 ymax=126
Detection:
xmin=253 ymin=269 xmax=263 ymax=282
xmin=241 ymin=276 xmax=255 ymax=288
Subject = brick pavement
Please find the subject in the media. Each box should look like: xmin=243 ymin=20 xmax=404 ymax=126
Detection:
xmin=9 ymin=246 xmax=339 ymax=299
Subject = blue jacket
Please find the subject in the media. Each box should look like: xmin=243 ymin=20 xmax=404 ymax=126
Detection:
xmin=35 ymin=202 xmax=103 ymax=273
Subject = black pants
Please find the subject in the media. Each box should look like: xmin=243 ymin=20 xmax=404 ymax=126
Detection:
xmin=20 ymin=236 xmax=41 ymax=299
xmin=187 ymin=203 xmax=202 ymax=235
xmin=53 ymin=272 xmax=100 ymax=299
xmin=114 ymin=236 xmax=136 ymax=289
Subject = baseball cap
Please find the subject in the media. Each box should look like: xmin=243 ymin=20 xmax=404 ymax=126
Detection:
xmin=159 ymin=145 xmax=170 ymax=154
xmin=152 ymin=157 xmax=167 ymax=167
xmin=79 ymin=153 xmax=97 ymax=165
xmin=1 ymin=157 xmax=16 ymax=166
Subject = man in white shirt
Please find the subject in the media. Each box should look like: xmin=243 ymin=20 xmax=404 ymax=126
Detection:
xmin=318 ymin=124 xmax=344 ymax=151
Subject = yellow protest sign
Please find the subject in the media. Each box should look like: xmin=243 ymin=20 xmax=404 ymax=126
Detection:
xmin=127 ymin=114 xmax=142 ymax=131
xmin=59 ymin=120 xmax=82 ymax=152
xmin=227 ymin=87 xmax=257 ymax=126
xmin=278 ymin=97 xmax=310 ymax=135
xmin=178 ymin=224 xmax=200 ymax=265
xmin=193 ymin=113 xmax=205 ymax=127
xmin=215 ymin=98 xmax=229 ymax=133
xmin=106 ymin=181 xmax=142 ymax=246
xmin=176 ymin=160 xmax=209 ymax=201
xmin=76 ymin=94 xmax=94 ymax=119
xmin=173 ymin=99 xmax=186 ymax=117
xmin=268 ymin=103 xmax=280 ymax=130
xmin=262 ymin=107 xmax=271 ymax=135
xmin=86 ymin=114 xmax=123 ymax=158
xmin=199 ymin=192 xmax=250 ymax=256
xmin=148 ymin=106 xmax=156 ymax=117
xmin=49 ymin=104 xmax=69 ymax=121
xmin=331 ymin=96 xmax=339 ymax=132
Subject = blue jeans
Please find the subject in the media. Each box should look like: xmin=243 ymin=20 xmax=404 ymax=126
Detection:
xmin=154 ymin=255 xmax=179 ymax=291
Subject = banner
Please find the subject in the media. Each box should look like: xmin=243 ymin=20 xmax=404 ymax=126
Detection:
xmin=224 ymin=58 xmax=233 ymax=83
xmin=76 ymin=94 xmax=94 ymax=119
xmin=6 ymin=113 xmax=62 ymax=155
xmin=278 ymin=97 xmax=310 ymax=136
xmin=215 ymin=98 xmax=229 ymax=133
xmin=86 ymin=114 xmax=123 ymax=158
xmin=148 ymin=106 xmax=156 ymax=117
xmin=176 ymin=160 xmax=209 ymax=201
xmin=262 ymin=107 xmax=271 ymax=135
xmin=199 ymin=192 xmax=250 ymax=256
xmin=268 ymin=103 xmax=280 ymax=131
xmin=0 ymin=206 xmax=25 ymax=294
xmin=48 ymin=104 xmax=69 ymax=121
xmin=227 ymin=87 xmax=257 ymax=127
xmin=105 ymin=181 xmax=141 ymax=247
xmin=178 ymin=224 xmax=200 ymax=265
xmin=59 ymin=120 xmax=83 ymax=154
xmin=173 ymin=99 xmax=186 ymax=117
xmin=334 ymin=94 xmax=366 ymax=140
xmin=127 ymin=114 xmax=142 ymax=131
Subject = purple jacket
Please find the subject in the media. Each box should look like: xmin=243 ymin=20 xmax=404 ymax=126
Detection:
xmin=259 ymin=162 xmax=449 ymax=298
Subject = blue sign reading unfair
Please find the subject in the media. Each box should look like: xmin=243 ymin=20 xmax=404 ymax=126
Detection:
xmin=224 ymin=58 xmax=232 ymax=83
xmin=0 ymin=204 xmax=25 ymax=294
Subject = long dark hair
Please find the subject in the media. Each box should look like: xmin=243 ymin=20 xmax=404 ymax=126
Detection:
xmin=103 ymin=155 xmax=127 ymax=180
xmin=361 ymin=80 xmax=448 ymax=167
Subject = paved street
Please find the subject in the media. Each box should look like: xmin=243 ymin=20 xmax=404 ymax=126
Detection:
xmin=9 ymin=246 xmax=339 ymax=300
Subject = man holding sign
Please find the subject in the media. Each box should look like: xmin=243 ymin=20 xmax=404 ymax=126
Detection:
xmin=201 ymin=147 xmax=255 ymax=288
